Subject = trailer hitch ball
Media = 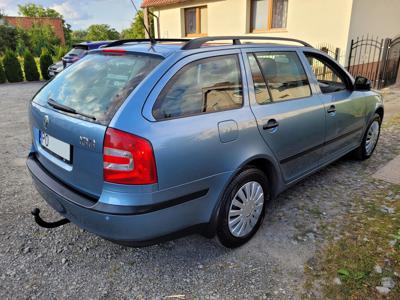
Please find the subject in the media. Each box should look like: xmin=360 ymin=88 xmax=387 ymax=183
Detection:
xmin=31 ymin=208 xmax=70 ymax=229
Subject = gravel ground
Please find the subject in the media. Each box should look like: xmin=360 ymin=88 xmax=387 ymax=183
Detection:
xmin=0 ymin=82 xmax=399 ymax=299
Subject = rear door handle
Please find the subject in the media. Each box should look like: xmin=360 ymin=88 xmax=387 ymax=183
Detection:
xmin=327 ymin=105 xmax=336 ymax=114
xmin=263 ymin=119 xmax=279 ymax=130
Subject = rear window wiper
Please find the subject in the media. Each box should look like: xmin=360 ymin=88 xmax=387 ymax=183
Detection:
xmin=47 ymin=98 xmax=96 ymax=121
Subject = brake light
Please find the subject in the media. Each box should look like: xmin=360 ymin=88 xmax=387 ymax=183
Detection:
xmin=102 ymin=48 xmax=126 ymax=54
xmin=103 ymin=128 xmax=157 ymax=185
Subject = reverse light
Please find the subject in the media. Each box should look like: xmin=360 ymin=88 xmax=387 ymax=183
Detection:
xmin=103 ymin=128 xmax=157 ymax=185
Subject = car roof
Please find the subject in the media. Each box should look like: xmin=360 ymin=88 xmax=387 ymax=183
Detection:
xmin=102 ymin=42 xmax=309 ymax=58
xmin=99 ymin=37 xmax=313 ymax=58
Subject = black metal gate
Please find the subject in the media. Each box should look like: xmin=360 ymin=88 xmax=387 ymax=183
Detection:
xmin=381 ymin=36 xmax=400 ymax=88
xmin=347 ymin=35 xmax=384 ymax=89
xmin=317 ymin=42 xmax=341 ymax=61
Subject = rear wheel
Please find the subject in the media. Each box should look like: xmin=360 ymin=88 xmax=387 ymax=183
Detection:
xmin=354 ymin=113 xmax=381 ymax=160
xmin=217 ymin=167 xmax=269 ymax=248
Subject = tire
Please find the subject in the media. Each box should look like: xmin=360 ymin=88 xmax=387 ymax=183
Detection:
xmin=216 ymin=167 xmax=269 ymax=248
xmin=353 ymin=113 xmax=381 ymax=160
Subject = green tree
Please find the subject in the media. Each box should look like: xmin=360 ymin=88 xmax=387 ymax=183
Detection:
xmin=23 ymin=49 xmax=40 ymax=81
xmin=0 ymin=25 xmax=18 ymax=54
xmin=18 ymin=3 xmax=72 ymax=46
xmin=86 ymin=24 xmax=120 ymax=41
xmin=121 ymin=10 xmax=154 ymax=39
xmin=3 ymin=49 xmax=24 ymax=82
xmin=27 ymin=24 xmax=60 ymax=56
xmin=121 ymin=11 xmax=145 ymax=39
xmin=39 ymin=48 xmax=53 ymax=80
xmin=16 ymin=28 xmax=32 ymax=56
xmin=71 ymin=29 xmax=88 ymax=43
xmin=0 ymin=61 xmax=6 ymax=83
xmin=18 ymin=4 xmax=60 ymax=17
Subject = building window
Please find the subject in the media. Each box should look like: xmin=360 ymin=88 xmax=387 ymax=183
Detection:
xmin=185 ymin=6 xmax=208 ymax=37
xmin=250 ymin=0 xmax=288 ymax=32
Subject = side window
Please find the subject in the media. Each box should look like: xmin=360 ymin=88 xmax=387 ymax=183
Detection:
xmin=305 ymin=53 xmax=347 ymax=94
xmin=250 ymin=52 xmax=311 ymax=103
xmin=153 ymin=55 xmax=243 ymax=120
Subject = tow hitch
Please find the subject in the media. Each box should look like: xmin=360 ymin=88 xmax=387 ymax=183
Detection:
xmin=31 ymin=208 xmax=70 ymax=228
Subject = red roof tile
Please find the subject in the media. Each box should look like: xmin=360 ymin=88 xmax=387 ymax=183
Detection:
xmin=141 ymin=0 xmax=190 ymax=8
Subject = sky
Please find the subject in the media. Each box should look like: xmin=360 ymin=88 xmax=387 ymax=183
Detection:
xmin=0 ymin=0 xmax=143 ymax=31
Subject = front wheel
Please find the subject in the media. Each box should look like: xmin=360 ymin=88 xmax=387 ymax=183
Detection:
xmin=217 ymin=168 xmax=269 ymax=248
xmin=354 ymin=113 xmax=381 ymax=160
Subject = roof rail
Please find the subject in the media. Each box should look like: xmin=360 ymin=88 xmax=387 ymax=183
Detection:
xmin=181 ymin=36 xmax=313 ymax=50
xmin=105 ymin=38 xmax=191 ymax=48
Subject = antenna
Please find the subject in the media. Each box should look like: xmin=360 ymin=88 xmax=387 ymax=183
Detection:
xmin=129 ymin=0 xmax=156 ymax=44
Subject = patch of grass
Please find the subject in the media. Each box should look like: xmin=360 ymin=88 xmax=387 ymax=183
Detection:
xmin=304 ymin=185 xmax=400 ymax=299
xmin=309 ymin=206 xmax=323 ymax=218
xmin=383 ymin=113 xmax=400 ymax=129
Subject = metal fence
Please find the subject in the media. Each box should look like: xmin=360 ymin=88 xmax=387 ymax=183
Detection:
xmin=347 ymin=35 xmax=384 ymax=89
xmin=381 ymin=36 xmax=400 ymax=88
xmin=316 ymin=42 xmax=341 ymax=62
xmin=347 ymin=34 xmax=400 ymax=89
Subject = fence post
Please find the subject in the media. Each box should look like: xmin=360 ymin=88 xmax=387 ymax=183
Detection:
xmin=379 ymin=38 xmax=391 ymax=89
xmin=335 ymin=48 xmax=341 ymax=62
xmin=347 ymin=39 xmax=354 ymax=70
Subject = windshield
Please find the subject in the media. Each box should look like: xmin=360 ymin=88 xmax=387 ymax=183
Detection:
xmin=33 ymin=52 xmax=163 ymax=124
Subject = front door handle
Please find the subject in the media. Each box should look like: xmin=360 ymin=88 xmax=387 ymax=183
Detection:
xmin=263 ymin=119 xmax=279 ymax=130
xmin=327 ymin=105 xmax=336 ymax=114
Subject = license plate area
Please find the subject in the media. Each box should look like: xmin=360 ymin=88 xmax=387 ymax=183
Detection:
xmin=39 ymin=131 xmax=72 ymax=163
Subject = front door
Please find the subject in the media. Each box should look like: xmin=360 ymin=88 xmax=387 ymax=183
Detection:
xmin=302 ymin=51 xmax=366 ymax=162
xmin=244 ymin=50 xmax=326 ymax=182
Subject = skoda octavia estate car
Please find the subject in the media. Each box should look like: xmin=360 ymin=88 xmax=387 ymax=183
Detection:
xmin=27 ymin=37 xmax=384 ymax=248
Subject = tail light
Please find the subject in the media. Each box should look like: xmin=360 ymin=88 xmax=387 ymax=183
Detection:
xmin=103 ymin=128 xmax=157 ymax=185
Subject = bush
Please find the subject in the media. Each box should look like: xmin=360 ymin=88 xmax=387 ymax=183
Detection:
xmin=27 ymin=25 xmax=60 ymax=57
xmin=54 ymin=45 xmax=68 ymax=61
xmin=23 ymin=49 xmax=40 ymax=81
xmin=3 ymin=49 xmax=24 ymax=82
xmin=16 ymin=28 xmax=32 ymax=56
xmin=39 ymin=48 xmax=53 ymax=80
xmin=0 ymin=25 xmax=18 ymax=54
xmin=0 ymin=61 xmax=6 ymax=83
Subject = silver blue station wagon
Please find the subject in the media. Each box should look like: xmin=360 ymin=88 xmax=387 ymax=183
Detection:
xmin=27 ymin=37 xmax=384 ymax=248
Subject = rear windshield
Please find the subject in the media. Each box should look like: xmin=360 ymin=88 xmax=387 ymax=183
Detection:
xmin=66 ymin=47 xmax=87 ymax=57
xmin=33 ymin=52 xmax=163 ymax=124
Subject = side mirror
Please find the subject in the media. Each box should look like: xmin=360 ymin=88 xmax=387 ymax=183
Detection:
xmin=354 ymin=76 xmax=371 ymax=91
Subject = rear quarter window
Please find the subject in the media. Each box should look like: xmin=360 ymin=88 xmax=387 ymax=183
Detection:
xmin=33 ymin=52 xmax=163 ymax=124
xmin=153 ymin=55 xmax=243 ymax=120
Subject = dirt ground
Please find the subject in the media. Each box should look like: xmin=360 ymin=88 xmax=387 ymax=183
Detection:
xmin=0 ymin=82 xmax=399 ymax=299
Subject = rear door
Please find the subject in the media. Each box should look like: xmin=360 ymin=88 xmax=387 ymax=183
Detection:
xmin=243 ymin=49 xmax=326 ymax=182
xmin=141 ymin=50 xmax=261 ymax=190
xmin=301 ymin=51 xmax=366 ymax=162
xmin=30 ymin=51 xmax=163 ymax=197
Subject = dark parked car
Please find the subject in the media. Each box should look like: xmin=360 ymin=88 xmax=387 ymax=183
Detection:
xmin=48 ymin=41 xmax=112 ymax=78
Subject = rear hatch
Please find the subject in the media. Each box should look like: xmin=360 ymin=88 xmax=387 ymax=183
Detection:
xmin=31 ymin=50 xmax=163 ymax=197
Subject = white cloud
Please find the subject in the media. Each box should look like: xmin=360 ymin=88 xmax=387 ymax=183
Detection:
xmin=51 ymin=2 xmax=88 ymax=20
xmin=0 ymin=0 xmax=13 ymax=6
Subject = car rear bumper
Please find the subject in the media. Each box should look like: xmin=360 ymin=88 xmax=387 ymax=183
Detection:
xmin=26 ymin=154 xmax=211 ymax=245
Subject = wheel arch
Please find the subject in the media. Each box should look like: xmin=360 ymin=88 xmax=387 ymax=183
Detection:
xmin=375 ymin=106 xmax=384 ymax=121
xmin=203 ymin=155 xmax=282 ymax=238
